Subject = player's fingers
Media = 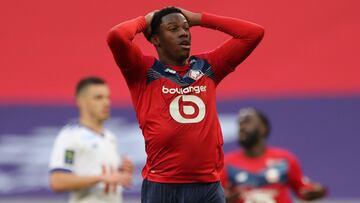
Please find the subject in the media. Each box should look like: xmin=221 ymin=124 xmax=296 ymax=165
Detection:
xmin=102 ymin=165 xmax=110 ymax=193
xmin=112 ymin=183 xmax=117 ymax=193
xmin=110 ymin=166 xmax=117 ymax=193
xmin=122 ymin=174 xmax=132 ymax=188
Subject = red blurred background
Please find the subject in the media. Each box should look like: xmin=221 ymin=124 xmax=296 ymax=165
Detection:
xmin=1 ymin=0 xmax=359 ymax=105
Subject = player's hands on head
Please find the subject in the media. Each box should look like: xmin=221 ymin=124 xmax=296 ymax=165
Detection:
xmin=144 ymin=10 xmax=157 ymax=41
xmin=143 ymin=7 xmax=201 ymax=41
xmin=176 ymin=7 xmax=201 ymax=27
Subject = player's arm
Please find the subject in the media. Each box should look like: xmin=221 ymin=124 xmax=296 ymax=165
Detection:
xmin=48 ymin=131 xmax=131 ymax=192
xmin=49 ymin=171 xmax=132 ymax=192
xmin=287 ymin=152 xmax=327 ymax=201
xmin=107 ymin=15 xmax=152 ymax=85
xmin=180 ymin=8 xmax=264 ymax=84
xmin=220 ymin=165 xmax=243 ymax=203
xmin=49 ymin=172 xmax=101 ymax=192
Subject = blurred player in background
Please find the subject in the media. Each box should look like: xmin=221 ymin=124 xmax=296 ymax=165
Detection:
xmin=107 ymin=6 xmax=264 ymax=203
xmin=221 ymin=107 xmax=327 ymax=203
xmin=49 ymin=76 xmax=134 ymax=203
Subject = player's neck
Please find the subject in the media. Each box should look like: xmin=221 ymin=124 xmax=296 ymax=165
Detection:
xmin=158 ymin=55 xmax=187 ymax=66
xmin=244 ymin=143 xmax=266 ymax=158
xmin=79 ymin=117 xmax=104 ymax=135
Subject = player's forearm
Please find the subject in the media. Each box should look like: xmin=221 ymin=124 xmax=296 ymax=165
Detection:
xmin=107 ymin=16 xmax=146 ymax=45
xmin=50 ymin=172 xmax=101 ymax=192
xmin=200 ymin=13 xmax=264 ymax=43
xmin=195 ymin=13 xmax=264 ymax=81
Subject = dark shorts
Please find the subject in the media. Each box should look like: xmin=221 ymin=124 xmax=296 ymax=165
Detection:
xmin=141 ymin=179 xmax=226 ymax=203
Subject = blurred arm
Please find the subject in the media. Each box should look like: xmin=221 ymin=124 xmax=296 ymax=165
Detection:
xmin=288 ymin=153 xmax=327 ymax=201
xmin=50 ymin=170 xmax=133 ymax=192
xmin=220 ymin=166 xmax=243 ymax=203
xmin=49 ymin=172 xmax=101 ymax=192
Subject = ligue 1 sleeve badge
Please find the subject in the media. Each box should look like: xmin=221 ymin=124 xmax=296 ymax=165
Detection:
xmin=64 ymin=150 xmax=75 ymax=164
xmin=189 ymin=69 xmax=204 ymax=80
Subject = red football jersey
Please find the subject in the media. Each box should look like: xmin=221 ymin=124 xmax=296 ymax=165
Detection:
xmin=108 ymin=13 xmax=264 ymax=183
xmin=221 ymin=147 xmax=315 ymax=203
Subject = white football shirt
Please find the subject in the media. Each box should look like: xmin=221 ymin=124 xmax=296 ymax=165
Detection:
xmin=49 ymin=124 xmax=123 ymax=203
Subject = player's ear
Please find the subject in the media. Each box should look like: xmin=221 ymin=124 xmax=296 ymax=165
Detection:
xmin=151 ymin=35 xmax=160 ymax=47
xmin=76 ymin=96 xmax=84 ymax=109
xmin=260 ymin=124 xmax=267 ymax=138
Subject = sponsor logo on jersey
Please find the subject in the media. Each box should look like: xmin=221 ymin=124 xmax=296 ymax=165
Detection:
xmin=170 ymin=95 xmax=206 ymax=123
xmin=162 ymin=85 xmax=207 ymax=95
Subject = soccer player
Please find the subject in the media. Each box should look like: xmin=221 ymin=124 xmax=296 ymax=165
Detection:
xmin=107 ymin=7 xmax=264 ymax=203
xmin=49 ymin=77 xmax=134 ymax=203
xmin=221 ymin=108 xmax=327 ymax=203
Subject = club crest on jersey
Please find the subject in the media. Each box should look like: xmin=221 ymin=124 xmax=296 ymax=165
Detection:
xmin=189 ymin=69 xmax=204 ymax=80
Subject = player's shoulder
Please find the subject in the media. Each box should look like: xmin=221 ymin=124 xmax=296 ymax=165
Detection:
xmin=104 ymin=128 xmax=117 ymax=142
xmin=224 ymin=149 xmax=243 ymax=162
xmin=143 ymin=55 xmax=157 ymax=68
xmin=267 ymin=146 xmax=299 ymax=161
xmin=192 ymin=53 xmax=210 ymax=62
xmin=56 ymin=123 xmax=85 ymax=141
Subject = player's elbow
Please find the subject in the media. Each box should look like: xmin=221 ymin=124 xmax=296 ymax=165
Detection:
xmin=49 ymin=173 xmax=69 ymax=193
xmin=49 ymin=180 xmax=66 ymax=193
xmin=256 ymin=26 xmax=265 ymax=40
xmin=107 ymin=26 xmax=127 ymax=47
xmin=251 ymin=25 xmax=265 ymax=43
xmin=107 ymin=28 xmax=119 ymax=46
xmin=238 ymin=25 xmax=264 ymax=45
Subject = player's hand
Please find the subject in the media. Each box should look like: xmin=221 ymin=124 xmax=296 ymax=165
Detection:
xmin=119 ymin=156 xmax=134 ymax=174
xmin=300 ymin=183 xmax=327 ymax=201
xmin=116 ymin=171 xmax=133 ymax=188
xmin=225 ymin=184 xmax=243 ymax=203
xmin=101 ymin=171 xmax=133 ymax=188
xmin=144 ymin=10 xmax=157 ymax=41
xmin=176 ymin=7 xmax=201 ymax=27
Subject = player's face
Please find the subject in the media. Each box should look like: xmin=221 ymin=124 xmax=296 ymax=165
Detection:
xmin=81 ymin=84 xmax=111 ymax=122
xmin=155 ymin=13 xmax=191 ymax=64
xmin=238 ymin=109 xmax=263 ymax=148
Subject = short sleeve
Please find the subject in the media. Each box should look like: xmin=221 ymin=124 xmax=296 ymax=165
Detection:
xmin=49 ymin=128 xmax=79 ymax=173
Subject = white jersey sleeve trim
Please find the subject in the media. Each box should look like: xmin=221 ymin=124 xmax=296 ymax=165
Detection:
xmin=49 ymin=125 xmax=80 ymax=172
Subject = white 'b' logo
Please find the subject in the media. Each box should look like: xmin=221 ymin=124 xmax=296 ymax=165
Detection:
xmin=169 ymin=95 xmax=205 ymax=123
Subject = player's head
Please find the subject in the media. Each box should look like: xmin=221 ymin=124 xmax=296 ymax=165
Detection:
xmin=237 ymin=107 xmax=271 ymax=149
xmin=149 ymin=7 xmax=191 ymax=65
xmin=75 ymin=77 xmax=110 ymax=122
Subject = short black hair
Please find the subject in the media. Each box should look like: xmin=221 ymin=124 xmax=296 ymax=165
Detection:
xmin=254 ymin=108 xmax=271 ymax=137
xmin=150 ymin=7 xmax=185 ymax=36
xmin=75 ymin=76 xmax=106 ymax=97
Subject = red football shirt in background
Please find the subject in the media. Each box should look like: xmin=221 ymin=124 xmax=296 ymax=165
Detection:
xmin=221 ymin=147 xmax=317 ymax=203
xmin=107 ymin=13 xmax=264 ymax=183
